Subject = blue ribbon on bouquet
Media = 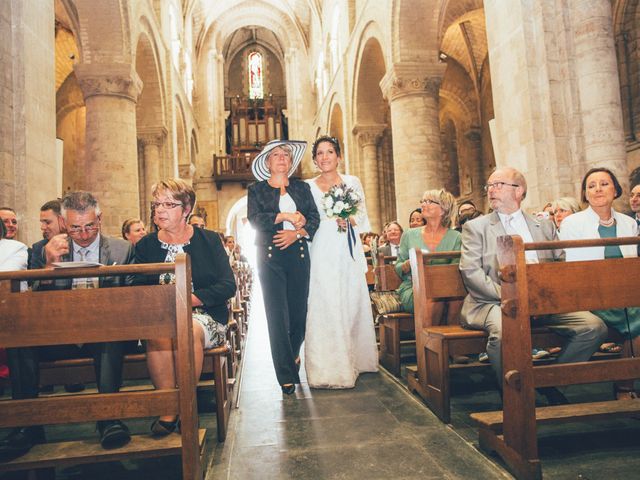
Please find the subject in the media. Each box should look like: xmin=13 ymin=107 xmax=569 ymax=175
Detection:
xmin=347 ymin=221 xmax=356 ymax=260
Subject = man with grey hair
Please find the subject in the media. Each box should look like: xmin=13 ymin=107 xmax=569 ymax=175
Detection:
xmin=1 ymin=191 xmax=134 ymax=460
xmin=459 ymin=167 xmax=607 ymax=404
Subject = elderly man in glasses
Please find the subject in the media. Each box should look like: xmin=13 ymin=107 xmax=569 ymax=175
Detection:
xmin=458 ymin=167 xmax=607 ymax=405
xmin=1 ymin=191 xmax=135 ymax=461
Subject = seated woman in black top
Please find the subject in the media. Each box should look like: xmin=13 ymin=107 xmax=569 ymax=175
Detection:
xmin=247 ymin=140 xmax=319 ymax=395
xmin=135 ymin=178 xmax=236 ymax=435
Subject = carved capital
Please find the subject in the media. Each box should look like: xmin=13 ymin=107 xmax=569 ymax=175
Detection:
xmin=380 ymin=63 xmax=446 ymax=102
xmin=74 ymin=63 xmax=143 ymax=102
xmin=138 ymin=126 xmax=168 ymax=146
xmin=353 ymin=124 xmax=386 ymax=148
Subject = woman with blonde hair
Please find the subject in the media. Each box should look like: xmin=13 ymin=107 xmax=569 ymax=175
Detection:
xmin=134 ymin=178 xmax=236 ymax=433
xmin=121 ymin=218 xmax=147 ymax=245
xmin=551 ymin=197 xmax=581 ymax=231
xmin=395 ymin=189 xmax=462 ymax=313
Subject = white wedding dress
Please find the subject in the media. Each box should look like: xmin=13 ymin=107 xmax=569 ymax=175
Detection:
xmin=304 ymin=174 xmax=378 ymax=388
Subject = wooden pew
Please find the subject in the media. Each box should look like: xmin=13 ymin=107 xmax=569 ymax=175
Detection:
xmin=471 ymin=236 xmax=640 ymax=480
xmin=373 ymin=254 xmax=415 ymax=377
xmin=408 ymin=249 xmax=566 ymax=423
xmin=0 ymin=255 xmax=222 ymax=478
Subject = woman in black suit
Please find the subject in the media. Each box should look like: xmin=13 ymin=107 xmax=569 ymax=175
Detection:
xmin=247 ymin=140 xmax=320 ymax=394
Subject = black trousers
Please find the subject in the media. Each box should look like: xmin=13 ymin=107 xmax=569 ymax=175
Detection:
xmin=7 ymin=342 xmax=125 ymax=400
xmin=257 ymin=238 xmax=310 ymax=386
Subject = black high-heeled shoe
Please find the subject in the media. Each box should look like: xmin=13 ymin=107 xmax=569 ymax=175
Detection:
xmin=281 ymin=384 xmax=295 ymax=395
xmin=150 ymin=417 xmax=180 ymax=436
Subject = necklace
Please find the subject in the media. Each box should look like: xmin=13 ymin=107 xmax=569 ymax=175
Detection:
xmin=599 ymin=216 xmax=615 ymax=227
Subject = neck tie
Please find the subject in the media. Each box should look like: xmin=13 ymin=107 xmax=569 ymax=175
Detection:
xmin=504 ymin=215 xmax=517 ymax=235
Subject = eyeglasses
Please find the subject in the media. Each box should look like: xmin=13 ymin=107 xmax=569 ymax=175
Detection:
xmin=420 ymin=199 xmax=440 ymax=206
xmin=483 ymin=182 xmax=519 ymax=192
xmin=151 ymin=201 xmax=183 ymax=210
xmin=67 ymin=223 xmax=99 ymax=234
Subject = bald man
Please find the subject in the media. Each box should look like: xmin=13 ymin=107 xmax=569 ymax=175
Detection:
xmin=458 ymin=167 xmax=607 ymax=402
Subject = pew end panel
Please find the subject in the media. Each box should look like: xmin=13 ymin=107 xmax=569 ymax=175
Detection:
xmin=373 ymin=254 xmax=415 ymax=377
xmin=0 ymin=256 xmax=207 ymax=479
xmin=472 ymin=235 xmax=640 ymax=480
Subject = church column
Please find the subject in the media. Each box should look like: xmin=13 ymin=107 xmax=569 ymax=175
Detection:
xmin=381 ymin=63 xmax=445 ymax=225
xmin=75 ymin=62 xmax=142 ymax=235
xmin=138 ymin=127 xmax=167 ymax=222
xmin=572 ymin=0 xmax=627 ymax=177
xmin=353 ymin=125 xmax=385 ymax=233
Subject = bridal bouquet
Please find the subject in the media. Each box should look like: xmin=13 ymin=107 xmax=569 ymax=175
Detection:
xmin=321 ymin=183 xmax=361 ymax=232
xmin=321 ymin=183 xmax=361 ymax=259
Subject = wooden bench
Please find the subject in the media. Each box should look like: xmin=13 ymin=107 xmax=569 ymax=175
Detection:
xmin=408 ymin=249 xmax=565 ymax=423
xmin=0 ymin=255 xmax=223 ymax=478
xmin=471 ymin=235 xmax=640 ymax=480
xmin=373 ymin=254 xmax=415 ymax=377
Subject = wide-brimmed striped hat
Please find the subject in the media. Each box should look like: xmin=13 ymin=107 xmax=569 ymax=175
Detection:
xmin=251 ymin=140 xmax=307 ymax=181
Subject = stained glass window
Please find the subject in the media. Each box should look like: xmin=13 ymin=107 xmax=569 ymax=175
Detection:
xmin=248 ymin=52 xmax=263 ymax=99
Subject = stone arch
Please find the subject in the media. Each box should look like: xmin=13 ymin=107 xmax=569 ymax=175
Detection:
xmin=437 ymin=0 xmax=484 ymax=43
xmin=175 ymin=96 xmax=190 ymax=181
xmin=197 ymin=1 xmax=306 ymax=57
xmin=613 ymin=0 xmax=640 ymax=144
xmin=72 ymin=0 xmax=132 ymax=64
xmin=135 ymin=25 xmax=167 ymax=220
xmin=352 ymin=29 xmax=394 ymax=232
xmin=391 ymin=0 xmax=440 ymax=63
xmin=55 ymin=6 xmax=85 ymax=193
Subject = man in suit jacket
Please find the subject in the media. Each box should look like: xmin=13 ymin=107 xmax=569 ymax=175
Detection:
xmin=29 ymin=199 xmax=64 ymax=270
xmin=459 ymin=167 xmax=607 ymax=397
xmin=1 ymin=192 xmax=134 ymax=461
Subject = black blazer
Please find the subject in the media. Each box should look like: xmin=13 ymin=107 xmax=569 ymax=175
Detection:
xmin=133 ymin=227 xmax=236 ymax=324
xmin=247 ymin=178 xmax=320 ymax=246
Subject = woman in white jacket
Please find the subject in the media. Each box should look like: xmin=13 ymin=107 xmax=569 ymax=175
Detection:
xmin=559 ymin=167 xmax=639 ymax=398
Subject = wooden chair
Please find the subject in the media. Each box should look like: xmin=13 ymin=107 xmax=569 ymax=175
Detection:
xmin=471 ymin=235 xmax=640 ymax=480
xmin=408 ymin=249 xmax=564 ymax=423
xmin=0 ymin=255 xmax=212 ymax=478
xmin=373 ymin=253 xmax=415 ymax=377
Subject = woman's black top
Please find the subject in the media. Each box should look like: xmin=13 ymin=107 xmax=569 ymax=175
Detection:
xmin=134 ymin=227 xmax=236 ymax=324
xmin=247 ymin=178 xmax=320 ymax=246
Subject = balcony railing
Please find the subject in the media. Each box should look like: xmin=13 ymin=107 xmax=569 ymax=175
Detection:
xmin=212 ymin=153 xmax=255 ymax=190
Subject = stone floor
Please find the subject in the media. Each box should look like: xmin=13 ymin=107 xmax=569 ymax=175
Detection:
xmin=208 ymin=296 xmax=508 ymax=480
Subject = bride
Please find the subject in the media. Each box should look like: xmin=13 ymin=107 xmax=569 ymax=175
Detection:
xmin=304 ymin=135 xmax=378 ymax=388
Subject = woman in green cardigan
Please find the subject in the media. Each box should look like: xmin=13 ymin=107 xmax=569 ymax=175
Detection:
xmin=395 ymin=189 xmax=462 ymax=313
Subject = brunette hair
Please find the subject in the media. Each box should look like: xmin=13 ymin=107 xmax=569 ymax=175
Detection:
xmin=580 ymin=167 xmax=623 ymax=203
xmin=312 ymin=135 xmax=341 ymax=158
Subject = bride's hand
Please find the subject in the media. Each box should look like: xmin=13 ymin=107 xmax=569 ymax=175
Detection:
xmin=336 ymin=218 xmax=348 ymax=230
xmin=292 ymin=211 xmax=306 ymax=230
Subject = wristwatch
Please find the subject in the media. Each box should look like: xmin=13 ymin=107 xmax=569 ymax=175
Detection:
xmin=296 ymin=231 xmax=302 ymax=240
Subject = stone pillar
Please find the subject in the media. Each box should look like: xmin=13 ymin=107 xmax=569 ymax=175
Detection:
xmin=138 ymin=127 xmax=167 ymax=221
xmin=74 ymin=63 xmax=143 ymax=235
xmin=1 ymin=0 xmax=56 ymax=245
xmin=572 ymin=0 xmax=627 ymax=178
xmin=380 ymin=63 xmax=445 ymax=225
xmin=353 ymin=125 xmax=385 ymax=233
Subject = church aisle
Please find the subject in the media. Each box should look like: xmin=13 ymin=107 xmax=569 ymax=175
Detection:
xmin=208 ymin=289 xmax=510 ymax=480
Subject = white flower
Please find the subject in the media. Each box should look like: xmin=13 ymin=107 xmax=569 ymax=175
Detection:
xmin=324 ymin=196 xmax=334 ymax=209
xmin=333 ymin=201 xmax=345 ymax=214
xmin=325 ymin=208 xmax=334 ymax=217
xmin=334 ymin=188 xmax=344 ymax=197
